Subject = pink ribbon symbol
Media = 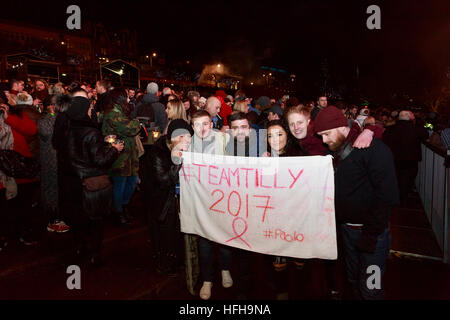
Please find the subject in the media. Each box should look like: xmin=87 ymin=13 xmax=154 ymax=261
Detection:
xmin=226 ymin=217 xmax=251 ymax=249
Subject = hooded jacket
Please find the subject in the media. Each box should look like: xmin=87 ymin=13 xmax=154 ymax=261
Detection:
xmin=60 ymin=117 xmax=118 ymax=180
xmin=102 ymin=104 xmax=141 ymax=176
xmin=135 ymin=93 xmax=167 ymax=132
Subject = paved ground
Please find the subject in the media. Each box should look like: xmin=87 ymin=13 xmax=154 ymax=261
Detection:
xmin=0 ymin=191 xmax=449 ymax=300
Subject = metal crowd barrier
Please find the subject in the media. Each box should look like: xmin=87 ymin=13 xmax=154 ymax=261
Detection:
xmin=416 ymin=142 xmax=449 ymax=263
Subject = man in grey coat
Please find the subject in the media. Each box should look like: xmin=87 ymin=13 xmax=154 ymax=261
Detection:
xmin=134 ymin=82 xmax=167 ymax=132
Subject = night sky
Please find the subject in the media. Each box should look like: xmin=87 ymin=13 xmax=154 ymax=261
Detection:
xmin=1 ymin=0 xmax=449 ymax=102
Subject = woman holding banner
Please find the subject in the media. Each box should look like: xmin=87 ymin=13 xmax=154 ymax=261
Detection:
xmin=141 ymin=119 xmax=193 ymax=276
xmin=263 ymin=119 xmax=308 ymax=298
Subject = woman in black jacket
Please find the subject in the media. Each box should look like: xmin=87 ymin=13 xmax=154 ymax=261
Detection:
xmin=264 ymin=120 xmax=308 ymax=298
xmin=60 ymin=96 xmax=123 ymax=265
xmin=141 ymin=119 xmax=193 ymax=275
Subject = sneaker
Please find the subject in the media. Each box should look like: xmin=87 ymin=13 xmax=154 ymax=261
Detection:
xmin=221 ymin=270 xmax=233 ymax=288
xmin=47 ymin=220 xmax=70 ymax=233
xmin=273 ymin=257 xmax=287 ymax=271
xmin=293 ymin=260 xmax=305 ymax=270
xmin=199 ymin=281 xmax=213 ymax=300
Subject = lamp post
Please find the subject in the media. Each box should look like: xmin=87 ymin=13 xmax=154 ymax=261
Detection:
xmin=150 ymin=52 xmax=157 ymax=67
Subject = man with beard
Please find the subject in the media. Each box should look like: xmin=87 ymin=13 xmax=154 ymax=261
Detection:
xmin=225 ymin=112 xmax=264 ymax=157
xmin=225 ymin=112 xmax=265 ymax=299
xmin=31 ymin=79 xmax=49 ymax=112
xmin=314 ymin=106 xmax=399 ymax=300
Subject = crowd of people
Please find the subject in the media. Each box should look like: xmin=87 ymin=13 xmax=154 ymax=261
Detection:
xmin=0 ymin=77 xmax=448 ymax=300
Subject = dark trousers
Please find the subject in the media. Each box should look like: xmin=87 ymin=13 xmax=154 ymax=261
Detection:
xmin=235 ymin=249 xmax=254 ymax=298
xmin=198 ymin=237 xmax=232 ymax=282
xmin=340 ymin=224 xmax=391 ymax=300
xmin=395 ymin=160 xmax=418 ymax=205
xmin=147 ymin=200 xmax=182 ymax=269
xmin=61 ymin=174 xmax=104 ymax=257
xmin=0 ymin=182 xmax=39 ymax=240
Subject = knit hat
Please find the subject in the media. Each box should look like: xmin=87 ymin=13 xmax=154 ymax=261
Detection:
xmin=66 ymin=96 xmax=91 ymax=120
xmin=314 ymin=106 xmax=349 ymax=133
xmin=256 ymin=96 xmax=271 ymax=109
xmin=167 ymin=119 xmax=193 ymax=140
xmin=268 ymin=104 xmax=283 ymax=117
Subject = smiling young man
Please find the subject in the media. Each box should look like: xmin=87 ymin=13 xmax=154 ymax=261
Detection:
xmin=187 ymin=110 xmax=232 ymax=300
xmin=314 ymin=106 xmax=399 ymax=300
xmin=189 ymin=110 xmax=229 ymax=155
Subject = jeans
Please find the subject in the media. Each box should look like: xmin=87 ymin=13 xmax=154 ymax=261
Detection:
xmin=340 ymin=224 xmax=391 ymax=300
xmin=198 ymin=237 xmax=232 ymax=282
xmin=111 ymin=175 xmax=138 ymax=213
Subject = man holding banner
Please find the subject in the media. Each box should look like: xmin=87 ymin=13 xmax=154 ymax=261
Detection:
xmin=315 ymin=106 xmax=399 ymax=300
xmin=188 ymin=110 xmax=233 ymax=300
xmin=180 ymin=112 xmax=339 ymax=300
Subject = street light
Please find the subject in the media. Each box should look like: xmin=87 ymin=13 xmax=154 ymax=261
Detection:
xmin=150 ymin=52 xmax=157 ymax=67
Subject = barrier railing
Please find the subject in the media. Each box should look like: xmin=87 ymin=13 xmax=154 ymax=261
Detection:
xmin=416 ymin=142 xmax=449 ymax=263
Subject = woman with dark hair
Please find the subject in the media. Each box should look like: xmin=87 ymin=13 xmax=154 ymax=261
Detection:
xmin=141 ymin=119 xmax=193 ymax=275
xmin=265 ymin=119 xmax=307 ymax=157
xmin=102 ymin=88 xmax=141 ymax=225
xmin=38 ymin=94 xmax=72 ymax=233
xmin=264 ymin=120 xmax=308 ymax=299
xmin=60 ymin=96 xmax=123 ymax=265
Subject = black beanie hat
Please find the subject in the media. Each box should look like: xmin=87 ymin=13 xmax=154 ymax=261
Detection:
xmin=66 ymin=96 xmax=91 ymax=120
xmin=167 ymin=119 xmax=193 ymax=140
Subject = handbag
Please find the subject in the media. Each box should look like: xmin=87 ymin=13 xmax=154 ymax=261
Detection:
xmin=82 ymin=175 xmax=112 ymax=191
xmin=0 ymin=150 xmax=40 ymax=179
xmin=81 ymin=175 xmax=113 ymax=218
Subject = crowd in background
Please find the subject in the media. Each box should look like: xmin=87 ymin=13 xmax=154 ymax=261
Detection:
xmin=0 ymin=76 xmax=449 ymax=300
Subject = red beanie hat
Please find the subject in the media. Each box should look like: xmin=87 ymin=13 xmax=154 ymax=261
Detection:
xmin=314 ymin=106 xmax=349 ymax=133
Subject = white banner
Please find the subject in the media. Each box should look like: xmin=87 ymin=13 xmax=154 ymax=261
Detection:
xmin=179 ymin=152 xmax=337 ymax=260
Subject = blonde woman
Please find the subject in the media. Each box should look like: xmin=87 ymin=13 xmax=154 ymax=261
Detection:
xmin=164 ymin=98 xmax=188 ymax=134
xmin=233 ymin=100 xmax=249 ymax=113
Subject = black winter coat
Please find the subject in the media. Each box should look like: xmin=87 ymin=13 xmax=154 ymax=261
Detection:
xmin=141 ymin=135 xmax=181 ymax=221
xmin=383 ymin=120 xmax=429 ymax=162
xmin=60 ymin=117 xmax=118 ymax=179
xmin=335 ymin=138 xmax=399 ymax=252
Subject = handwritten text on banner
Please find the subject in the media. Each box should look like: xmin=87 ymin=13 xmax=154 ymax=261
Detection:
xmin=179 ymin=153 xmax=337 ymax=260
